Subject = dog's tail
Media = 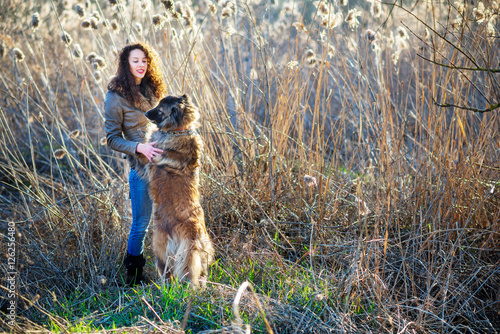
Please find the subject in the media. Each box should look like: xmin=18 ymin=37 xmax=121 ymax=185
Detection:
xmin=165 ymin=234 xmax=214 ymax=286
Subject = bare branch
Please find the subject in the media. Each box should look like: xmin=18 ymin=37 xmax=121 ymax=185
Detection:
xmin=381 ymin=1 xmax=480 ymax=68
xmin=433 ymin=97 xmax=499 ymax=113
xmin=417 ymin=54 xmax=500 ymax=73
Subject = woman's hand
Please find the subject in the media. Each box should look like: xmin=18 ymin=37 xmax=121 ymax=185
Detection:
xmin=136 ymin=142 xmax=163 ymax=162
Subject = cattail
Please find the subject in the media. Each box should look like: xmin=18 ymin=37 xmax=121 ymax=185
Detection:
xmin=283 ymin=3 xmax=293 ymax=13
xmin=397 ymin=26 xmax=408 ymax=39
xmin=287 ymin=60 xmax=299 ymax=69
xmin=100 ymin=137 xmax=107 ymax=145
xmin=174 ymin=2 xmax=184 ymax=16
xmin=304 ymin=175 xmax=317 ymax=188
xmin=152 ymin=14 xmax=167 ymax=30
xmin=292 ymin=21 xmax=308 ymax=33
xmin=224 ymin=25 xmax=235 ymax=38
xmin=70 ymin=129 xmax=80 ymax=139
xmin=209 ymin=2 xmax=217 ymax=15
xmin=454 ymin=0 xmax=465 ymax=14
xmin=487 ymin=21 xmax=496 ymax=37
xmin=102 ymin=20 xmax=110 ymax=29
xmin=90 ymin=17 xmax=99 ymax=30
xmin=87 ymin=51 xmax=97 ymax=63
xmin=451 ymin=18 xmax=462 ymax=30
xmin=110 ymin=19 xmax=120 ymax=32
xmin=307 ymin=58 xmax=317 ymax=67
xmin=392 ymin=49 xmax=401 ymax=65
xmin=90 ymin=10 xmax=100 ymax=21
xmin=92 ymin=56 xmax=106 ymax=69
xmin=385 ymin=31 xmax=394 ymax=48
xmin=305 ymin=49 xmax=315 ymax=61
xmin=74 ymin=4 xmax=85 ymax=17
xmin=255 ymin=34 xmax=265 ymax=48
xmin=141 ymin=0 xmax=151 ymax=11
xmin=371 ymin=42 xmax=380 ymax=54
xmin=345 ymin=8 xmax=361 ymax=29
xmin=54 ymin=149 xmax=67 ymax=159
xmin=472 ymin=8 xmax=486 ymax=23
xmin=249 ymin=68 xmax=258 ymax=80
xmin=61 ymin=31 xmax=73 ymax=45
xmin=372 ymin=1 xmax=382 ymax=18
xmin=73 ymin=43 xmax=83 ymax=58
xmin=366 ymin=29 xmax=377 ymax=42
xmin=221 ymin=7 xmax=232 ymax=18
xmin=184 ymin=16 xmax=193 ymax=28
xmin=108 ymin=0 xmax=118 ymax=6
xmin=94 ymin=70 xmax=102 ymax=82
xmin=223 ymin=0 xmax=236 ymax=12
xmin=172 ymin=11 xmax=181 ymax=19
xmin=473 ymin=2 xmax=486 ymax=23
xmin=134 ymin=22 xmax=143 ymax=35
xmin=327 ymin=45 xmax=335 ymax=58
xmin=81 ymin=19 xmax=91 ymax=29
xmin=162 ymin=0 xmax=174 ymax=12
xmin=184 ymin=5 xmax=193 ymax=20
xmin=322 ymin=12 xmax=342 ymax=29
xmin=12 ymin=48 xmax=25 ymax=62
xmin=316 ymin=2 xmax=329 ymax=16
xmin=31 ymin=12 xmax=40 ymax=30
xmin=395 ymin=36 xmax=408 ymax=50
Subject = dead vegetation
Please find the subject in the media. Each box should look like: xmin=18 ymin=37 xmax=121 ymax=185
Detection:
xmin=0 ymin=0 xmax=499 ymax=333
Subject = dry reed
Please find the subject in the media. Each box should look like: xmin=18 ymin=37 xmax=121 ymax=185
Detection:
xmin=0 ymin=0 xmax=498 ymax=333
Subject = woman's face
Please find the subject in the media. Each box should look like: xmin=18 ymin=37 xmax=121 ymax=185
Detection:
xmin=128 ymin=48 xmax=148 ymax=84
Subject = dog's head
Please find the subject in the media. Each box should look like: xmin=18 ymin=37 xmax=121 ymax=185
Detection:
xmin=145 ymin=94 xmax=199 ymax=131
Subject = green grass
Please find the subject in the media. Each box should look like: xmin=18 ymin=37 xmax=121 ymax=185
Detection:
xmin=32 ymin=255 xmax=339 ymax=333
xmin=1 ymin=0 xmax=499 ymax=332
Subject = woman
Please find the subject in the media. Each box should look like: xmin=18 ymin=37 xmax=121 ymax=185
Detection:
xmin=104 ymin=42 xmax=167 ymax=285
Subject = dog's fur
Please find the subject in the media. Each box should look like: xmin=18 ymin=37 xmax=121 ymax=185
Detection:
xmin=143 ymin=94 xmax=214 ymax=286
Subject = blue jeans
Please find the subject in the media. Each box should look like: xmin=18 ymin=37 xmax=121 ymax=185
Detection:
xmin=128 ymin=168 xmax=153 ymax=256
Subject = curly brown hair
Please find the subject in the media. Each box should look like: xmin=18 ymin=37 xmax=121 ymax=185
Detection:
xmin=108 ymin=42 xmax=166 ymax=107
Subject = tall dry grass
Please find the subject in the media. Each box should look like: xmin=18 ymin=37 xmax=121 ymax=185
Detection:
xmin=0 ymin=0 xmax=499 ymax=333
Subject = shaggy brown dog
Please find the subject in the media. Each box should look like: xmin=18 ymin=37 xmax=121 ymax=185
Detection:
xmin=144 ymin=94 xmax=214 ymax=287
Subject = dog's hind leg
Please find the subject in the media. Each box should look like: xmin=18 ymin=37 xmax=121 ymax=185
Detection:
xmin=187 ymin=250 xmax=202 ymax=288
xmin=156 ymin=257 xmax=166 ymax=278
xmin=197 ymin=235 xmax=214 ymax=279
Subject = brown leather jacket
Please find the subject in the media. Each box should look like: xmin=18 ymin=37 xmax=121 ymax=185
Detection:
xmin=104 ymin=90 xmax=157 ymax=158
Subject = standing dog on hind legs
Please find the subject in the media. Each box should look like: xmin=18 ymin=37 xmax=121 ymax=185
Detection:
xmin=144 ymin=94 xmax=214 ymax=287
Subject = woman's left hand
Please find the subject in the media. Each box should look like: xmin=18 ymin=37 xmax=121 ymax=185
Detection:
xmin=136 ymin=142 xmax=163 ymax=162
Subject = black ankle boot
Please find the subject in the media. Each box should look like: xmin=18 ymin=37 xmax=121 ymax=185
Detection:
xmin=123 ymin=253 xmax=148 ymax=286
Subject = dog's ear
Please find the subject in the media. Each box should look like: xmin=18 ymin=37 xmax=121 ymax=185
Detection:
xmin=180 ymin=94 xmax=189 ymax=103
xmin=171 ymin=105 xmax=182 ymax=125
